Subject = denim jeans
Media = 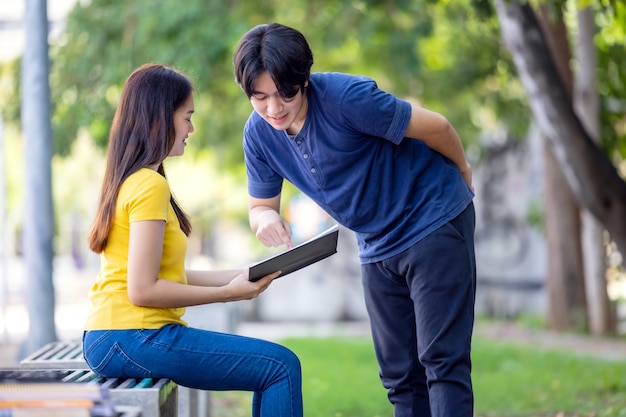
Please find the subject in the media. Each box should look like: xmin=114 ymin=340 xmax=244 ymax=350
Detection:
xmin=361 ymin=203 xmax=476 ymax=417
xmin=83 ymin=324 xmax=303 ymax=417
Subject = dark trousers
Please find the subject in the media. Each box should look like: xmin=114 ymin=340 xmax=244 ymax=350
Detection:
xmin=361 ymin=203 xmax=476 ymax=417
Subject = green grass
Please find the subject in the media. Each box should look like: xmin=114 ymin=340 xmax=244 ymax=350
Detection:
xmin=209 ymin=334 xmax=626 ymax=417
xmin=472 ymin=338 xmax=626 ymax=416
xmin=284 ymin=337 xmax=389 ymax=417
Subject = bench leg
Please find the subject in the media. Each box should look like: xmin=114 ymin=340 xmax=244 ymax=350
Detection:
xmin=178 ymin=386 xmax=211 ymax=417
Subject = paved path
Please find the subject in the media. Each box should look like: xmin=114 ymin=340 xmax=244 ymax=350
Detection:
xmin=474 ymin=321 xmax=626 ymax=361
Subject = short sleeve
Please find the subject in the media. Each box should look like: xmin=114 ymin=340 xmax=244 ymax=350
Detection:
xmin=340 ymin=78 xmax=412 ymax=145
xmin=120 ymin=170 xmax=170 ymax=222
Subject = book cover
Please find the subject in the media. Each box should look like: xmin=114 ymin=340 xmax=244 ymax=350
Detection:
xmin=248 ymin=224 xmax=339 ymax=282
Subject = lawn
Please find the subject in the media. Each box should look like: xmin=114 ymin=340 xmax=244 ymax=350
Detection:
xmin=209 ymin=331 xmax=626 ymax=417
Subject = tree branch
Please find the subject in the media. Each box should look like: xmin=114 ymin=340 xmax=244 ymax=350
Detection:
xmin=494 ymin=0 xmax=626 ymax=260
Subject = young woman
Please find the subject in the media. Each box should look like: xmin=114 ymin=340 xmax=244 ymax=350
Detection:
xmin=84 ymin=63 xmax=303 ymax=417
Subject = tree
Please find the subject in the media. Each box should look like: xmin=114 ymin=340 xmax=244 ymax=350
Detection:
xmin=20 ymin=0 xmax=57 ymax=357
xmin=574 ymin=6 xmax=614 ymax=335
xmin=494 ymin=0 xmax=626 ymax=331
xmin=533 ymin=3 xmax=588 ymax=332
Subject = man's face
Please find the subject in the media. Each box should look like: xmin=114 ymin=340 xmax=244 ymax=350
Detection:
xmin=249 ymin=72 xmax=308 ymax=136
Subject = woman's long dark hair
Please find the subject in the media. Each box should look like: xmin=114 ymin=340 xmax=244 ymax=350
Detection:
xmin=88 ymin=63 xmax=192 ymax=253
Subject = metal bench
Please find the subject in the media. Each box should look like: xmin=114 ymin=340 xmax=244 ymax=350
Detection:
xmin=0 ymin=368 xmax=177 ymax=417
xmin=20 ymin=340 xmax=88 ymax=370
xmin=65 ymin=369 xmax=177 ymax=417
xmin=20 ymin=342 xmax=178 ymax=417
xmin=20 ymin=341 xmax=213 ymax=417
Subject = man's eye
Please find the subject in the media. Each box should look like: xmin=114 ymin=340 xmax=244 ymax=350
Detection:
xmin=252 ymin=94 xmax=266 ymax=101
xmin=281 ymin=90 xmax=298 ymax=101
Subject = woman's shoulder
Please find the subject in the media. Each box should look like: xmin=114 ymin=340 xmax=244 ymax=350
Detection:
xmin=121 ymin=168 xmax=169 ymax=201
xmin=126 ymin=168 xmax=167 ymax=185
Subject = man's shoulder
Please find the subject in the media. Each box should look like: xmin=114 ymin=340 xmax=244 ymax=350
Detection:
xmin=309 ymin=72 xmax=378 ymax=109
xmin=310 ymin=72 xmax=375 ymax=90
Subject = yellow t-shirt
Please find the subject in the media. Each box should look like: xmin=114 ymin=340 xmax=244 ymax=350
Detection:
xmin=84 ymin=168 xmax=188 ymax=330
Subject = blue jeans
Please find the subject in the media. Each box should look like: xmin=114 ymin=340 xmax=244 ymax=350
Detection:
xmin=361 ymin=203 xmax=476 ymax=417
xmin=83 ymin=324 xmax=303 ymax=417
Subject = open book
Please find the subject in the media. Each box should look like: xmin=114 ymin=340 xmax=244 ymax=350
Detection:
xmin=248 ymin=224 xmax=340 ymax=282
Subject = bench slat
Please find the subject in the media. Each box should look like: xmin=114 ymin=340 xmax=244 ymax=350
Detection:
xmin=19 ymin=342 xmax=179 ymax=417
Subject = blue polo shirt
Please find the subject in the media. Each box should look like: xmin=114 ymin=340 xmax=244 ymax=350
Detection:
xmin=243 ymin=72 xmax=473 ymax=263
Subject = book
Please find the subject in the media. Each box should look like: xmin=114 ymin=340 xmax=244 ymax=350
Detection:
xmin=248 ymin=224 xmax=340 ymax=282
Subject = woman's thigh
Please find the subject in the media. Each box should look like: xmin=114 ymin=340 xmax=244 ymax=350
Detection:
xmin=83 ymin=324 xmax=301 ymax=391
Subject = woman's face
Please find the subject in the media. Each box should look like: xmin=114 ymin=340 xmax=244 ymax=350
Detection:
xmin=169 ymin=94 xmax=195 ymax=157
xmin=249 ymin=72 xmax=308 ymax=136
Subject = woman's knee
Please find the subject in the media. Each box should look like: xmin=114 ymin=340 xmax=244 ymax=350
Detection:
xmin=277 ymin=344 xmax=301 ymax=375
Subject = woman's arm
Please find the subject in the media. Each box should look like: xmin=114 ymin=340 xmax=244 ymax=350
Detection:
xmin=126 ymin=220 xmax=277 ymax=308
xmin=186 ymin=269 xmax=244 ymax=287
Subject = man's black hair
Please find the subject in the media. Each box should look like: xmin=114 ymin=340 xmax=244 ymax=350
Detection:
xmin=233 ymin=23 xmax=314 ymax=99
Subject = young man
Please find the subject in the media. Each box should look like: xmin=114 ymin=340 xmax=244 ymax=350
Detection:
xmin=233 ymin=22 xmax=476 ymax=417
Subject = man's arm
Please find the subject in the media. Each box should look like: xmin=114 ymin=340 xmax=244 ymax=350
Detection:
xmin=405 ymin=105 xmax=473 ymax=190
xmin=249 ymin=194 xmax=294 ymax=248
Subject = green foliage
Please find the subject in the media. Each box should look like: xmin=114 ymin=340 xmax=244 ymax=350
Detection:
xmin=44 ymin=0 xmax=530 ymax=162
xmin=0 ymin=60 xmax=21 ymax=124
xmin=2 ymin=0 xmax=624 ymax=162
xmin=596 ymin=0 xmax=626 ymax=159
xmin=49 ymin=0 xmax=253 ymax=161
xmin=0 ymin=123 xmax=26 ymax=219
xmin=415 ymin=2 xmax=531 ymax=146
xmin=534 ymin=0 xmax=626 ymax=160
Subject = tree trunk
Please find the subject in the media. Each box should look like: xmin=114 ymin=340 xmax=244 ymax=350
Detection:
xmin=20 ymin=0 xmax=57 ymax=358
xmin=543 ymin=146 xmax=587 ymax=330
xmin=574 ymin=7 xmax=616 ymax=335
xmin=494 ymin=0 xmax=626 ymax=266
xmin=537 ymin=5 xmax=587 ymax=331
